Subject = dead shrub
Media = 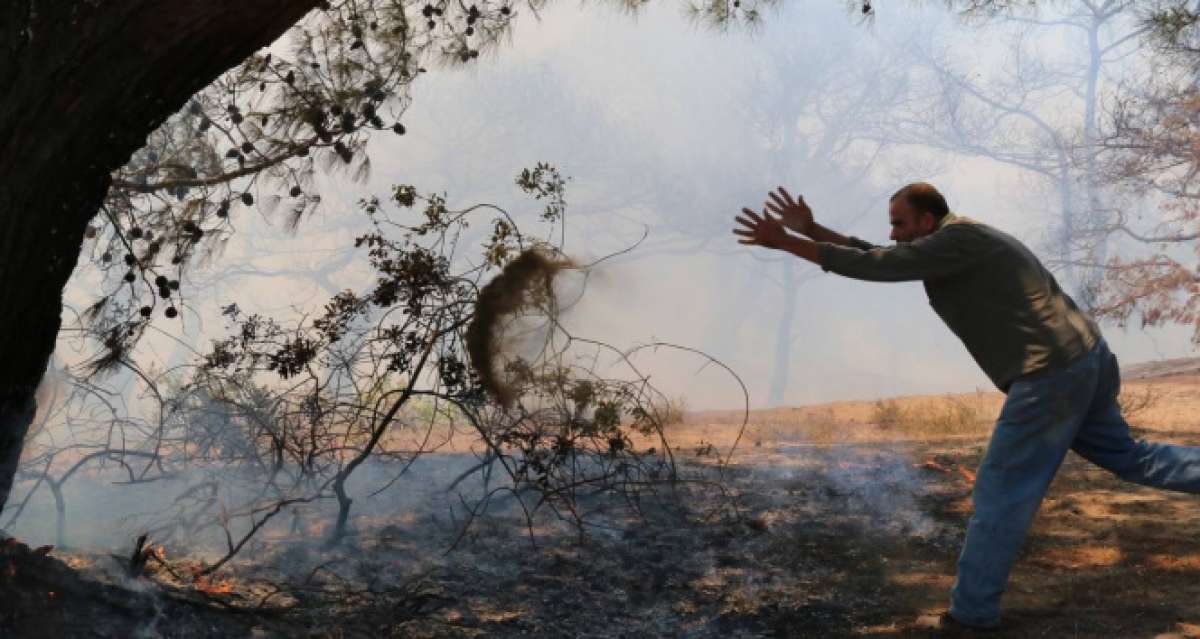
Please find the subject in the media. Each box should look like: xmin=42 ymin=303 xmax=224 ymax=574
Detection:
xmin=903 ymin=397 xmax=989 ymax=438
xmin=796 ymin=407 xmax=845 ymax=442
xmin=656 ymin=395 xmax=689 ymax=428
xmin=871 ymin=399 xmax=905 ymax=431
xmin=872 ymin=396 xmax=989 ymax=439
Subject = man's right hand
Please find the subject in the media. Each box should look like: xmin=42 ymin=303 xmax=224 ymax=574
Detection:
xmin=765 ymin=187 xmax=814 ymax=237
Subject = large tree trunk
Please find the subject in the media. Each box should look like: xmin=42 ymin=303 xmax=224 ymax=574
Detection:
xmin=0 ymin=0 xmax=320 ymax=518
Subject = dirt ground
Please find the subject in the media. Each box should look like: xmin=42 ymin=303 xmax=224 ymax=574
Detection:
xmin=353 ymin=437 xmax=1200 ymax=638
xmin=4 ymin=373 xmax=1200 ymax=638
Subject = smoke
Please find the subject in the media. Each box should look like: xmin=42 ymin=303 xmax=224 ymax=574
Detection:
xmin=4 ymin=454 xmax=495 ymax=554
xmin=752 ymin=444 xmax=940 ymax=540
xmin=823 ymin=447 xmax=936 ymax=538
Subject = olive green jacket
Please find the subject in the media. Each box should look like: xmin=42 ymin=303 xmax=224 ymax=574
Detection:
xmin=817 ymin=213 xmax=1100 ymax=392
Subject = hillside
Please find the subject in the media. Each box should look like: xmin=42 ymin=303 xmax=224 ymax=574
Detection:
xmin=676 ymin=358 xmax=1200 ymax=453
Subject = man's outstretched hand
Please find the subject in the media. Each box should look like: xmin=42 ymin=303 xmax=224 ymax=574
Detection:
xmin=732 ymin=187 xmax=827 ymax=265
xmin=733 ymin=207 xmax=790 ymax=250
xmin=765 ymin=187 xmax=813 ymax=236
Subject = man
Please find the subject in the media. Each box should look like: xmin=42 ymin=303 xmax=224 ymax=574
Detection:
xmin=732 ymin=183 xmax=1200 ymax=630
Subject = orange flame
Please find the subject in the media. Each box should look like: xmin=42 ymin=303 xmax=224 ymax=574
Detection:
xmin=202 ymin=579 xmax=234 ymax=594
xmin=956 ymin=465 xmax=977 ymax=484
xmin=193 ymin=570 xmax=234 ymax=595
xmin=916 ymin=459 xmax=976 ymax=485
xmin=916 ymin=459 xmax=954 ymax=474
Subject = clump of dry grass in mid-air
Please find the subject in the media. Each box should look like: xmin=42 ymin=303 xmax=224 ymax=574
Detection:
xmin=465 ymin=246 xmax=573 ymax=407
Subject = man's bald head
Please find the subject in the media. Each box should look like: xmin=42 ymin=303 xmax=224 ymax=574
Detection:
xmin=888 ymin=183 xmax=950 ymax=243
xmin=890 ymin=182 xmax=950 ymax=223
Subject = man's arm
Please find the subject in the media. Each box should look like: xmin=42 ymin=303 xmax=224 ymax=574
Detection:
xmin=734 ymin=207 xmax=983 ymax=282
xmin=765 ymin=187 xmax=876 ymax=250
xmin=778 ymin=234 xmax=822 ymax=264
xmin=818 ymin=225 xmax=983 ymax=282
xmin=807 ymin=222 xmax=876 ymax=250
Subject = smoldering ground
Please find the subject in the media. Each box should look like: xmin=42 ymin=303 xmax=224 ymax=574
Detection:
xmin=8 ymin=416 xmax=1200 ymax=637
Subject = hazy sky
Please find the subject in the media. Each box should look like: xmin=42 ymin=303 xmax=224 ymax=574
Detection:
xmin=66 ymin=0 xmax=1196 ymax=412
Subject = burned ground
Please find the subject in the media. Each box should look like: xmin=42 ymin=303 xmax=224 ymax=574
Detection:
xmin=4 ymin=375 xmax=1200 ymax=637
xmin=5 ymin=437 xmax=1200 ymax=638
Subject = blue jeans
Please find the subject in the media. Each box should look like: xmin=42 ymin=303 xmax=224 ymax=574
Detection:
xmin=949 ymin=338 xmax=1200 ymax=627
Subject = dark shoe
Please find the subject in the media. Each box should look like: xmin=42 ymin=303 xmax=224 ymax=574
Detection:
xmin=940 ymin=611 xmax=1001 ymax=633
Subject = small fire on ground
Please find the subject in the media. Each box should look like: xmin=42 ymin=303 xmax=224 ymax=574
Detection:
xmin=916 ymin=459 xmax=976 ymax=485
xmin=183 ymin=557 xmax=235 ymax=595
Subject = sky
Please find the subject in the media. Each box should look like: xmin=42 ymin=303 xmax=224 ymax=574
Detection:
xmin=63 ymin=0 xmax=1197 ymax=412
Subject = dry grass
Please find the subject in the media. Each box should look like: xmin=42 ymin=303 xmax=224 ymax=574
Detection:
xmin=665 ymin=391 xmax=998 ymax=452
xmin=392 ymin=373 xmax=1200 ymax=460
xmin=652 ymin=394 xmax=689 ymax=428
xmin=869 ymin=395 xmax=991 ymax=438
xmin=667 ymin=373 xmax=1200 ymax=454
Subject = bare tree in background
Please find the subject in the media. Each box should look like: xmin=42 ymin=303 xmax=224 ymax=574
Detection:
xmin=1088 ymin=2 xmax=1200 ymax=340
xmin=738 ymin=15 xmax=910 ymax=405
xmin=876 ymin=1 xmax=1149 ymax=308
xmin=4 ymin=359 xmax=174 ymax=548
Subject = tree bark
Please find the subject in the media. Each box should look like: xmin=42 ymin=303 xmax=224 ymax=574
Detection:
xmin=0 ymin=0 xmax=320 ymax=517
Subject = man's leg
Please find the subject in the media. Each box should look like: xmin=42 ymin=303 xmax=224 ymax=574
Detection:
xmin=1072 ymin=341 xmax=1200 ymax=493
xmin=949 ymin=350 xmax=1100 ymax=627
